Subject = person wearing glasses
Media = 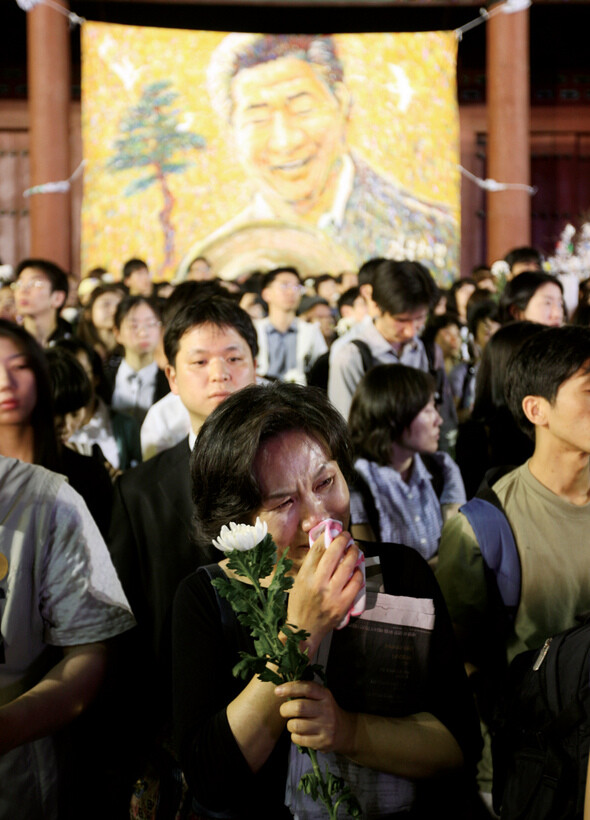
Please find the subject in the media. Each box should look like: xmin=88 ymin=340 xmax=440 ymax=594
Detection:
xmin=13 ymin=258 xmax=72 ymax=347
xmin=109 ymin=295 xmax=169 ymax=425
xmin=254 ymin=267 xmax=327 ymax=384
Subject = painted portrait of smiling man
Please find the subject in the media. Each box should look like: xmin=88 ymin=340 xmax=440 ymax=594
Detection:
xmin=176 ymin=33 xmax=458 ymax=283
xmin=82 ymin=28 xmax=459 ymax=284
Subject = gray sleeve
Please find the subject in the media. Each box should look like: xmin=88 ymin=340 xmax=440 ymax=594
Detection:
xmin=41 ymin=481 xmax=136 ymax=647
xmin=328 ymin=342 xmax=365 ymax=420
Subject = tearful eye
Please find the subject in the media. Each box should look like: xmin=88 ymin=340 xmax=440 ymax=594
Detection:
xmin=274 ymin=498 xmax=293 ymax=511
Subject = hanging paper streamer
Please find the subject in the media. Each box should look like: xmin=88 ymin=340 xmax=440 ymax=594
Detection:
xmin=459 ymin=166 xmax=537 ymax=196
xmin=23 ymin=160 xmax=86 ymax=197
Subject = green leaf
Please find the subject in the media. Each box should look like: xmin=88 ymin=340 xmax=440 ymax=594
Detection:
xmin=123 ymin=176 xmax=157 ymax=196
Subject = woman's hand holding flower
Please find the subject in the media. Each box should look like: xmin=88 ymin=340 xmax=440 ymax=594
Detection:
xmin=275 ymin=680 xmax=357 ymax=756
xmin=287 ymin=531 xmax=364 ymax=658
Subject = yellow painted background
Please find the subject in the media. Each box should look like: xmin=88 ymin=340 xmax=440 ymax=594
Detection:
xmin=81 ymin=24 xmax=459 ymax=280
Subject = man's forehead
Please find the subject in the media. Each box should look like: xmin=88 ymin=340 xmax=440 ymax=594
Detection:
xmin=18 ymin=267 xmax=49 ymax=282
xmin=179 ymin=322 xmax=249 ymax=349
xmin=231 ymin=56 xmax=333 ymax=105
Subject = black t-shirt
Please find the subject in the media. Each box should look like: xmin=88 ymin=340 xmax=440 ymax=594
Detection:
xmin=172 ymin=543 xmax=481 ymax=820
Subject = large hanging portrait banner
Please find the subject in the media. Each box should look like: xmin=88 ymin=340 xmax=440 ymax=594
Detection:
xmin=82 ymin=24 xmax=460 ymax=284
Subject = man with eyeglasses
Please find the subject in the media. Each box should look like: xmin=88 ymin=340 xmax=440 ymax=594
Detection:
xmin=13 ymin=259 xmax=72 ymax=347
xmin=110 ymin=295 xmax=169 ymax=425
xmin=254 ymin=266 xmax=327 ymax=384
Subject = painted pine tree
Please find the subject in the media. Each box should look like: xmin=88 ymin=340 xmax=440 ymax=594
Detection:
xmin=107 ymin=80 xmax=206 ymax=276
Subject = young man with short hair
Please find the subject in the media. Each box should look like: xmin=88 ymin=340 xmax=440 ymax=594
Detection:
xmin=328 ymin=259 xmax=437 ymax=419
xmin=436 ymin=325 xmax=590 ymax=796
xmin=108 ymin=297 xmax=258 ymax=671
xmin=13 ymin=258 xmax=72 ymax=347
xmin=254 ymin=266 xmax=327 ymax=383
xmin=437 ymin=324 xmax=590 ymax=659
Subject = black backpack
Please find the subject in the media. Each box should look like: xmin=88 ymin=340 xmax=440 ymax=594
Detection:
xmin=491 ymin=617 xmax=590 ymax=819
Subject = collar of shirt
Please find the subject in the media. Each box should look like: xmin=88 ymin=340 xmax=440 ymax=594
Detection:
xmin=364 ymin=319 xmax=420 ymax=359
xmin=251 ymin=153 xmax=355 ymax=231
xmin=357 ymin=455 xmax=431 ymax=497
xmin=118 ymin=358 xmax=158 ymax=385
xmin=267 ymin=321 xmax=298 ymax=338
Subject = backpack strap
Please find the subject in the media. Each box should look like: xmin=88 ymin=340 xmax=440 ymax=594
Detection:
xmin=350 ymin=468 xmax=381 ymax=542
xmin=460 ymin=492 xmax=521 ymax=618
xmin=351 ymin=338 xmax=375 ymax=372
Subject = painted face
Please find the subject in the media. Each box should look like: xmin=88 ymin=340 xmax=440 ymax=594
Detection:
xmin=262 ymin=272 xmax=304 ymax=312
xmin=91 ymin=291 xmax=123 ymax=331
xmin=399 ymin=396 xmax=442 ymax=455
xmin=13 ymin=268 xmax=64 ymax=318
xmin=375 ymin=306 xmax=429 ymax=350
xmin=253 ymin=430 xmax=350 ymax=574
xmin=231 ymin=57 xmax=348 ymax=211
xmin=125 ymin=266 xmax=152 ymax=296
xmin=538 ymin=363 xmax=590 ymax=454
xmin=522 ymin=283 xmax=564 ymax=327
xmin=55 ymin=406 xmax=87 ymax=443
xmin=0 ymin=336 xmax=37 ymax=428
xmin=166 ymin=323 xmax=257 ymax=432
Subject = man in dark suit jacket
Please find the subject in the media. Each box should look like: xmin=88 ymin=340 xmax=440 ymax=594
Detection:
xmin=107 ymin=297 xmax=259 ymax=729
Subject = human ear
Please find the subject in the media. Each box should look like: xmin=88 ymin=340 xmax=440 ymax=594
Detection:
xmin=51 ymin=290 xmax=67 ymax=310
xmin=165 ymin=363 xmax=178 ymax=395
xmin=522 ymin=395 xmax=548 ymax=428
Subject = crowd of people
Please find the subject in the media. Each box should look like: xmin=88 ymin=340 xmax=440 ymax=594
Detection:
xmin=1 ymin=245 xmax=590 ymax=819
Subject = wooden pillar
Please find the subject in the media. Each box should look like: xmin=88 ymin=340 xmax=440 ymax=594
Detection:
xmin=486 ymin=4 xmax=531 ymax=264
xmin=26 ymin=0 xmax=71 ymax=271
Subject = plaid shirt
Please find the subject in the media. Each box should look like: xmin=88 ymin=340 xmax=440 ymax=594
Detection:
xmin=350 ymin=452 xmax=465 ymax=560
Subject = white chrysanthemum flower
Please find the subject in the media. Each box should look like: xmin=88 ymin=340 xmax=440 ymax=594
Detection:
xmin=212 ymin=518 xmax=268 ymax=554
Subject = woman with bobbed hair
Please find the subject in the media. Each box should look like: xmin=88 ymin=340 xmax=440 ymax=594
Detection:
xmin=348 ymin=364 xmax=466 ymax=562
xmin=173 ymin=381 xmax=480 ymax=820
xmin=498 ymin=270 xmax=564 ymax=327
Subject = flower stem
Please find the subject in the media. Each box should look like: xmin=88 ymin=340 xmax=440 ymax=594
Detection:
xmin=307 ymin=748 xmax=338 ymax=820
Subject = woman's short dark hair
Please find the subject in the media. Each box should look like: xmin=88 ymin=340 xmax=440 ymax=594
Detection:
xmin=471 ymin=321 xmax=546 ymax=419
xmin=45 ymin=348 xmax=92 ymax=417
xmin=348 ymin=364 xmax=435 ymax=465
xmin=191 ymin=382 xmax=353 ymax=551
xmin=0 ymin=320 xmax=59 ymax=468
xmin=499 ymin=271 xmax=563 ymax=324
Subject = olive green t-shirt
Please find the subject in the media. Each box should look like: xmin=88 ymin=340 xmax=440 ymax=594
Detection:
xmin=436 ymin=461 xmax=590 ymax=662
